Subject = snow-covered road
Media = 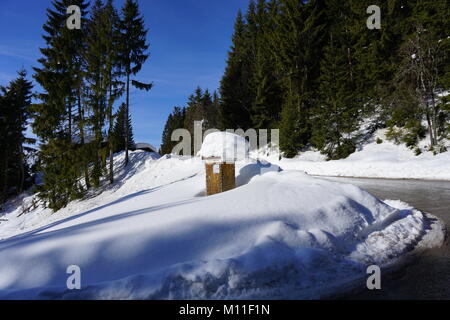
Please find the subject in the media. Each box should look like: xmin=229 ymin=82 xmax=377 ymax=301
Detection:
xmin=323 ymin=177 xmax=450 ymax=299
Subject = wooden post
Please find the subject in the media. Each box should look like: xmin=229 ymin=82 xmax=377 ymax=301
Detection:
xmin=204 ymin=157 xmax=236 ymax=196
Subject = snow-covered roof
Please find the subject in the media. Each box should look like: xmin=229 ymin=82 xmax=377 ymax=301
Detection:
xmin=135 ymin=142 xmax=158 ymax=153
xmin=198 ymin=132 xmax=249 ymax=161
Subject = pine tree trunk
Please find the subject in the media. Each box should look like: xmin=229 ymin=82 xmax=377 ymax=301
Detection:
xmin=108 ymin=86 xmax=114 ymax=184
xmin=125 ymin=71 xmax=130 ymax=166
xmin=18 ymin=144 xmax=25 ymax=194
xmin=78 ymin=91 xmax=90 ymax=189
xmin=0 ymin=153 xmax=8 ymax=206
xmin=68 ymin=99 xmax=72 ymax=142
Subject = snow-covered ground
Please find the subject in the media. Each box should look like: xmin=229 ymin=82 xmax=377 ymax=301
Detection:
xmin=0 ymin=146 xmax=445 ymax=299
xmin=254 ymin=129 xmax=450 ymax=180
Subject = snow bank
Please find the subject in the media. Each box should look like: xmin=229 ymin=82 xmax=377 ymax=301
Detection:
xmin=198 ymin=132 xmax=249 ymax=161
xmin=254 ymin=129 xmax=450 ymax=180
xmin=0 ymin=151 xmax=444 ymax=299
xmin=279 ymin=143 xmax=450 ymax=180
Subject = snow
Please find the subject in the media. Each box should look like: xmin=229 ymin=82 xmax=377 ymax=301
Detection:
xmin=253 ymin=129 xmax=450 ymax=180
xmin=198 ymin=131 xmax=249 ymax=161
xmin=0 ymin=151 xmax=445 ymax=299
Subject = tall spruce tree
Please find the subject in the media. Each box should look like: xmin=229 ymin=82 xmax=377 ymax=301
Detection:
xmin=85 ymin=0 xmax=124 ymax=186
xmin=0 ymin=88 xmax=7 ymax=205
xmin=32 ymin=0 xmax=89 ymax=211
xmin=0 ymin=71 xmax=33 ymax=205
xmin=0 ymin=88 xmax=8 ymax=206
xmin=312 ymin=33 xmax=359 ymax=160
xmin=104 ymin=0 xmax=124 ymax=183
xmin=308 ymin=0 xmax=360 ymax=159
xmin=268 ymin=0 xmax=325 ymax=156
xmin=219 ymin=10 xmax=253 ymax=130
xmin=85 ymin=0 xmax=108 ymax=187
xmin=5 ymin=71 xmax=34 ymax=195
xmin=118 ymin=0 xmax=152 ymax=166
xmin=251 ymin=0 xmax=282 ymax=130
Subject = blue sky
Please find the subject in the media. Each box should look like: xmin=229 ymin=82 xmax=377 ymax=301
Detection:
xmin=0 ymin=0 xmax=249 ymax=148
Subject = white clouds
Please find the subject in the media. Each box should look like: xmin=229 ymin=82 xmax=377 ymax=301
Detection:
xmin=0 ymin=45 xmax=35 ymax=61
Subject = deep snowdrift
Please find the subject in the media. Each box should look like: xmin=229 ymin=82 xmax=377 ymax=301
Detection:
xmin=0 ymin=151 xmax=445 ymax=299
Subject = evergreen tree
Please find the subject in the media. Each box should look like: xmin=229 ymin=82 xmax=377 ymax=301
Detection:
xmin=112 ymin=103 xmax=135 ymax=153
xmin=161 ymin=87 xmax=220 ymax=156
xmin=0 ymin=88 xmax=8 ymax=206
xmin=307 ymin=0 xmax=360 ymax=159
xmin=312 ymin=33 xmax=359 ymax=160
xmin=184 ymin=87 xmax=204 ymax=143
xmin=85 ymin=0 xmax=124 ymax=186
xmin=118 ymin=0 xmax=152 ymax=166
xmin=269 ymin=0 xmax=326 ymax=156
xmin=211 ymin=91 xmax=221 ymax=129
xmin=4 ymin=71 xmax=34 ymax=194
xmin=252 ymin=53 xmax=282 ymax=130
xmin=160 ymin=107 xmax=186 ymax=155
xmin=219 ymin=11 xmax=253 ymax=130
xmin=32 ymin=0 xmax=89 ymax=211
xmin=104 ymin=0 xmax=125 ymax=184
xmin=85 ymin=0 xmax=108 ymax=187
xmin=0 ymin=71 xmax=33 ymax=206
xmin=251 ymin=0 xmax=282 ymax=130
xmin=184 ymin=87 xmax=219 ymax=152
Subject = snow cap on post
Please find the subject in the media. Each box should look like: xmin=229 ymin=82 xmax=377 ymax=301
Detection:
xmin=199 ymin=132 xmax=249 ymax=162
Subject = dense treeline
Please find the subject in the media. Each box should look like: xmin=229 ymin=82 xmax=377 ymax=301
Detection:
xmin=162 ymin=0 xmax=449 ymax=159
xmin=0 ymin=71 xmax=34 ymax=209
xmin=160 ymin=87 xmax=220 ymax=155
xmin=30 ymin=0 xmax=151 ymax=211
